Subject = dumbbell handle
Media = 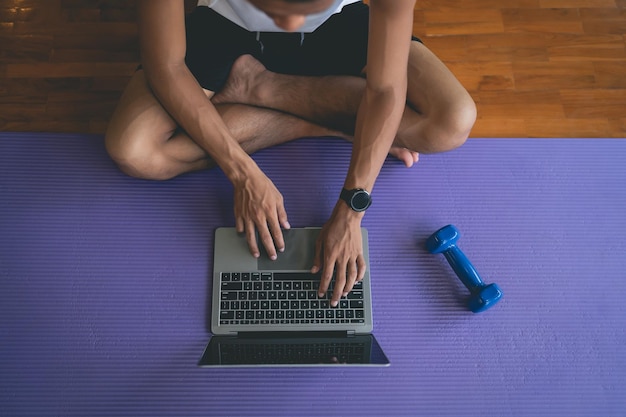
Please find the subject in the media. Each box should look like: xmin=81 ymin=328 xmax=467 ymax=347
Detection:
xmin=442 ymin=245 xmax=485 ymax=292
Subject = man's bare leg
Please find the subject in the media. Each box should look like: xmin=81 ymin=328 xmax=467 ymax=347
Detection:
xmin=105 ymin=70 xmax=349 ymax=180
xmin=213 ymin=42 xmax=476 ymax=165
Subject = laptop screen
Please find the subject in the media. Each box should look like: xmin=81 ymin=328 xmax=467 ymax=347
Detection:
xmin=198 ymin=333 xmax=390 ymax=367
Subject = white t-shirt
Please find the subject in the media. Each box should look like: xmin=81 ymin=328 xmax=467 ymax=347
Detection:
xmin=196 ymin=0 xmax=360 ymax=33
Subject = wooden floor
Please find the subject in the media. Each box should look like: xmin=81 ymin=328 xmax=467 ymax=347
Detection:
xmin=1 ymin=0 xmax=625 ymax=137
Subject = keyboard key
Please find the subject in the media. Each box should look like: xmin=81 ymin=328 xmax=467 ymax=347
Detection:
xmin=347 ymin=291 xmax=363 ymax=299
xmin=273 ymin=272 xmax=319 ymax=281
xmin=221 ymin=291 xmax=238 ymax=301
xmin=222 ymin=282 xmax=243 ymax=291
xmin=220 ymin=311 xmax=234 ymax=319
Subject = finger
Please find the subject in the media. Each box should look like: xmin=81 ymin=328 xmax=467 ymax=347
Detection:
xmin=318 ymin=256 xmax=335 ymax=298
xmin=342 ymin=259 xmax=358 ymax=297
xmin=356 ymin=255 xmax=367 ymax=281
xmin=267 ymin=215 xmax=285 ymax=253
xmin=331 ymin=261 xmax=346 ymax=307
xmin=235 ymin=211 xmax=244 ymax=233
xmin=245 ymin=221 xmax=260 ymax=258
xmin=256 ymin=221 xmax=277 ymax=261
xmin=277 ymin=204 xmax=290 ymax=230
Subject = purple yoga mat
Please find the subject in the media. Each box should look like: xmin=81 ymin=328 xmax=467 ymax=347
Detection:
xmin=1 ymin=133 xmax=625 ymax=416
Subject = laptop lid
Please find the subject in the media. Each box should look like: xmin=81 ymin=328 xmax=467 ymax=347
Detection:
xmin=198 ymin=332 xmax=390 ymax=367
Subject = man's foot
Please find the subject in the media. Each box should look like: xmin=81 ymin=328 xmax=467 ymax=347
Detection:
xmin=212 ymin=55 xmax=268 ymax=106
xmin=389 ymin=146 xmax=419 ymax=167
xmin=214 ymin=55 xmax=419 ymax=168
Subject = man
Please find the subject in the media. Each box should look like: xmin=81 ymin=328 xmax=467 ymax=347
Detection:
xmin=105 ymin=0 xmax=476 ymax=307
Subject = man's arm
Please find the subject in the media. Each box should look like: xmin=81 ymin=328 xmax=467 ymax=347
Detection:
xmin=313 ymin=0 xmax=417 ymax=305
xmin=137 ymin=0 xmax=289 ymax=259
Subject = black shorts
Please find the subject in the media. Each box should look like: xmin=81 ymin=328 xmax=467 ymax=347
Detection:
xmin=185 ymin=2 xmax=372 ymax=92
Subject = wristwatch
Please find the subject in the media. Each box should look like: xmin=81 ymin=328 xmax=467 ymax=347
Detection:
xmin=339 ymin=188 xmax=372 ymax=212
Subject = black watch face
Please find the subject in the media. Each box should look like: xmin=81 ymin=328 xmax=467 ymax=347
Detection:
xmin=351 ymin=190 xmax=371 ymax=211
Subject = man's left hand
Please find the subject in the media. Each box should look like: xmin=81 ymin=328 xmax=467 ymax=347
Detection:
xmin=312 ymin=203 xmax=366 ymax=307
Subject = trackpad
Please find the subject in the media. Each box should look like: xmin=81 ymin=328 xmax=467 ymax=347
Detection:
xmin=258 ymin=228 xmax=319 ymax=271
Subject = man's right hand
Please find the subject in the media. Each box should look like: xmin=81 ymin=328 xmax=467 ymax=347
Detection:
xmin=232 ymin=169 xmax=290 ymax=260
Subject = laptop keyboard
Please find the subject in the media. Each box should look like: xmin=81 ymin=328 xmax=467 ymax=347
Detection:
xmin=219 ymin=272 xmax=366 ymax=326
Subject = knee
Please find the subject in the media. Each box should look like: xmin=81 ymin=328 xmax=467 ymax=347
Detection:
xmin=421 ymin=97 xmax=477 ymax=153
xmin=105 ymin=131 xmax=174 ymax=181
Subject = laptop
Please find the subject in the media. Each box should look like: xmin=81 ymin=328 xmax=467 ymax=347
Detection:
xmin=198 ymin=227 xmax=389 ymax=367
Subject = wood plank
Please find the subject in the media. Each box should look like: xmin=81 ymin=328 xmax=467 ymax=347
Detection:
xmin=6 ymin=62 xmax=137 ymax=78
xmin=560 ymin=89 xmax=626 ymax=118
xmin=421 ymin=9 xmax=504 ymax=36
xmin=525 ymin=117 xmax=612 ymax=137
xmin=593 ymin=61 xmax=626 ymax=88
xmin=477 ymin=90 xmax=566 ymax=119
xmin=502 ymin=8 xmax=585 ymax=34
xmin=446 ymin=61 xmax=515 ymax=92
xmin=543 ymin=33 xmax=626 ymax=63
xmin=580 ymin=8 xmax=626 ymax=35
xmin=512 ymin=61 xmax=597 ymax=90
xmin=540 ymin=0 xmax=617 ymax=7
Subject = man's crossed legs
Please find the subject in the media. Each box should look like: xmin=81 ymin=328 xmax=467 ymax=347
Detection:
xmin=105 ymin=41 xmax=477 ymax=181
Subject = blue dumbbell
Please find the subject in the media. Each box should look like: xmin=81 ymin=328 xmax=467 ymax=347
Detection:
xmin=426 ymin=225 xmax=502 ymax=313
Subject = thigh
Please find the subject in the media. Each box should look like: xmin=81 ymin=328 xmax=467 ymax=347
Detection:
xmin=106 ymin=70 xmax=177 ymax=151
xmin=405 ymin=41 xmax=472 ymax=117
xmin=105 ymin=70 xmax=212 ymax=153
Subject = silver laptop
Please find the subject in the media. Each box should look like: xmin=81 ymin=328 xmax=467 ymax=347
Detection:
xmin=198 ymin=227 xmax=389 ymax=367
